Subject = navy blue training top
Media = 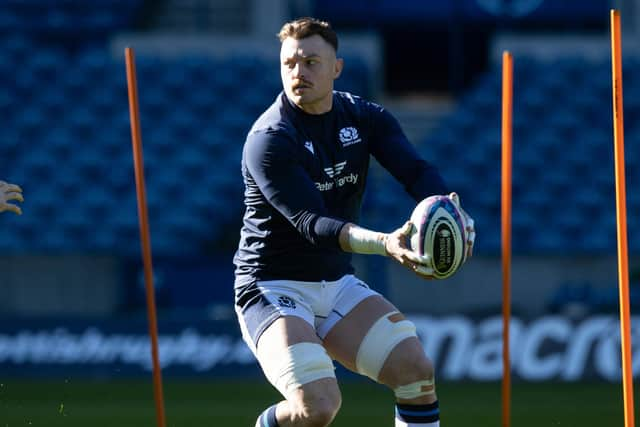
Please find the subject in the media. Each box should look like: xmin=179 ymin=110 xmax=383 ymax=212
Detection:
xmin=233 ymin=91 xmax=448 ymax=290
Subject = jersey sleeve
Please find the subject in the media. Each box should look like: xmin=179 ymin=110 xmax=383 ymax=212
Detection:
xmin=243 ymin=130 xmax=347 ymax=248
xmin=367 ymin=102 xmax=449 ymax=201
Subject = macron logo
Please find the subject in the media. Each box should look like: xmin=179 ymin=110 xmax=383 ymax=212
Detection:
xmin=304 ymin=141 xmax=314 ymax=155
xmin=324 ymin=161 xmax=347 ymax=178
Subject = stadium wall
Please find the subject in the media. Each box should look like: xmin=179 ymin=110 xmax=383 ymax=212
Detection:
xmin=387 ymin=255 xmax=640 ymax=317
xmin=1 ymin=254 xmax=637 ymax=318
xmin=1 ymin=313 xmax=638 ymax=382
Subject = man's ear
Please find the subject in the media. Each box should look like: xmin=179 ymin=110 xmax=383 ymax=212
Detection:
xmin=334 ymin=58 xmax=344 ymax=79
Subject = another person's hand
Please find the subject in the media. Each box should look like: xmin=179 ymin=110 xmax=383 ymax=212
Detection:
xmin=0 ymin=181 xmax=24 ymax=215
xmin=385 ymin=221 xmax=434 ymax=279
xmin=448 ymin=192 xmax=475 ymax=260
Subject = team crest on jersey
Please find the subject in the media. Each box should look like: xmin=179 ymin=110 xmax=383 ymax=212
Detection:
xmin=339 ymin=127 xmax=361 ymax=147
xmin=324 ymin=161 xmax=347 ymax=178
xmin=277 ymin=296 xmax=296 ymax=309
xmin=303 ymin=140 xmax=314 ymax=154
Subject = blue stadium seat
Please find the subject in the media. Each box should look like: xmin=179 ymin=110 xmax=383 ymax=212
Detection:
xmin=408 ymin=55 xmax=640 ymax=254
xmin=2 ymin=0 xmax=143 ymax=35
xmin=14 ymin=26 xmax=638 ymax=257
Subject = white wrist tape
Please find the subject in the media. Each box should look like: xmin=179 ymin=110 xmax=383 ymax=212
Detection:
xmin=347 ymin=226 xmax=387 ymax=256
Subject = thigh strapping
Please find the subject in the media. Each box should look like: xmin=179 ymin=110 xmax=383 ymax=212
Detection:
xmin=321 ymin=295 xmax=398 ymax=371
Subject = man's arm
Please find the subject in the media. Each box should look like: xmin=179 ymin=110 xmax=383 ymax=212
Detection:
xmin=244 ymin=131 xmax=347 ymax=248
xmin=0 ymin=181 xmax=23 ymax=215
xmin=245 ymin=131 xmax=433 ymax=276
xmin=367 ymin=103 xmax=476 ymax=262
xmin=368 ymin=103 xmax=449 ymax=200
xmin=338 ymin=222 xmax=434 ymax=278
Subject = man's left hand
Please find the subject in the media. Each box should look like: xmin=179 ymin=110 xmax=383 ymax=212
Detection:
xmin=0 ymin=181 xmax=24 ymax=215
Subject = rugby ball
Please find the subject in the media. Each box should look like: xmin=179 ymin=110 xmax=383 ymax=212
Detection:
xmin=409 ymin=195 xmax=467 ymax=279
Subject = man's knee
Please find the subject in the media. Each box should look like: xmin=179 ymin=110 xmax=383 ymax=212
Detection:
xmin=383 ymin=341 xmax=435 ymax=386
xmin=289 ymin=380 xmax=342 ymax=427
xmin=381 ymin=339 xmax=437 ymax=401
xmin=296 ymin=397 xmax=341 ymax=426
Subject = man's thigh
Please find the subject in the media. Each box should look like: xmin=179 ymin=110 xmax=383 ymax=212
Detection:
xmin=257 ymin=314 xmax=322 ymax=355
xmin=257 ymin=315 xmax=338 ymax=401
xmin=321 ymin=295 xmax=400 ymax=372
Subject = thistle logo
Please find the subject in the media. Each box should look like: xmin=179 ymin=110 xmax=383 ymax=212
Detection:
xmin=324 ymin=161 xmax=347 ymax=178
xmin=339 ymin=127 xmax=361 ymax=147
xmin=277 ymin=296 xmax=296 ymax=309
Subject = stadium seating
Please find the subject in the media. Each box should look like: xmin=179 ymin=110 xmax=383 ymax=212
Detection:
xmin=0 ymin=0 xmax=143 ymax=37
xmin=0 ymin=1 xmax=638 ymax=259
xmin=0 ymin=32 xmax=371 ymax=256
xmin=367 ymin=56 xmax=640 ymax=254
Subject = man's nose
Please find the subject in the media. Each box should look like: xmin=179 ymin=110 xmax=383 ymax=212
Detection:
xmin=292 ymin=63 xmax=304 ymax=78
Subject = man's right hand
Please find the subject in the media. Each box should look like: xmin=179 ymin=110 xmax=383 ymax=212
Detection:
xmin=0 ymin=181 xmax=24 ymax=215
xmin=384 ymin=221 xmax=434 ymax=279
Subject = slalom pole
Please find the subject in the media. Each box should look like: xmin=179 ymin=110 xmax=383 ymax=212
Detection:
xmin=501 ymin=50 xmax=513 ymax=427
xmin=610 ymin=10 xmax=635 ymax=427
xmin=125 ymin=47 xmax=167 ymax=427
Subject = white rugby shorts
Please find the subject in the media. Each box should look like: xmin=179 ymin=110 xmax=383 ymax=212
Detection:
xmin=235 ymin=274 xmax=380 ymax=354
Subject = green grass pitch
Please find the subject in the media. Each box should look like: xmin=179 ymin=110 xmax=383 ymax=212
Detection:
xmin=0 ymin=379 xmax=631 ymax=426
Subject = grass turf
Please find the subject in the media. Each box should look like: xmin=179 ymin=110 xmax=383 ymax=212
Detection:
xmin=0 ymin=379 xmax=630 ymax=426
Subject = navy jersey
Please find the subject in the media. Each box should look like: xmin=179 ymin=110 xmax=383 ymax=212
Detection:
xmin=233 ymin=91 xmax=448 ymax=290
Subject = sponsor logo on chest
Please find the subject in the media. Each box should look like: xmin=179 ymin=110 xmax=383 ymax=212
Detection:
xmin=315 ymin=160 xmax=358 ymax=192
xmin=323 ymin=161 xmax=346 ymax=178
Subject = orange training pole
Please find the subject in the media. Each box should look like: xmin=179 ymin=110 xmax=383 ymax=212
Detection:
xmin=501 ymin=50 xmax=513 ymax=427
xmin=125 ymin=47 xmax=167 ymax=427
xmin=610 ymin=10 xmax=635 ymax=427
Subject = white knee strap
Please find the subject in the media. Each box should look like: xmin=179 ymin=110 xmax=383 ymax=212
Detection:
xmin=395 ymin=379 xmax=436 ymax=400
xmin=355 ymin=311 xmax=417 ymax=381
xmin=267 ymin=342 xmax=335 ymax=397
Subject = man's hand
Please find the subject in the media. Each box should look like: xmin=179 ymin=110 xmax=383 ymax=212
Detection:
xmin=0 ymin=181 xmax=24 ymax=215
xmin=448 ymin=192 xmax=475 ymax=260
xmin=385 ymin=221 xmax=435 ymax=279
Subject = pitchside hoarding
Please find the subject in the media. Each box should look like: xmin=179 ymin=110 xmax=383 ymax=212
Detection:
xmin=0 ymin=315 xmax=638 ymax=381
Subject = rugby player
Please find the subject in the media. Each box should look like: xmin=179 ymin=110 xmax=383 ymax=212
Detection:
xmin=234 ymin=17 xmax=474 ymax=427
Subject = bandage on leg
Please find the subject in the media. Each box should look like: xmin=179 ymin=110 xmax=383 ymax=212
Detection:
xmin=262 ymin=342 xmax=336 ymax=397
xmin=394 ymin=379 xmax=436 ymax=400
xmin=355 ymin=311 xmax=417 ymax=381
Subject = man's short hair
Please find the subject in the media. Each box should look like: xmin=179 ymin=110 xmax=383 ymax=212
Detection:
xmin=277 ymin=17 xmax=338 ymax=52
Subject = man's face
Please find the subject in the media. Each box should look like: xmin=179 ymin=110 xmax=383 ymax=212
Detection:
xmin=280 ymin=34 xmax=343 ymax=114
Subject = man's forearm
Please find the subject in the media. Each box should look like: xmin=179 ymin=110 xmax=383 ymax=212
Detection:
xmin=338 ymin=223 xmax=387 ymax=255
